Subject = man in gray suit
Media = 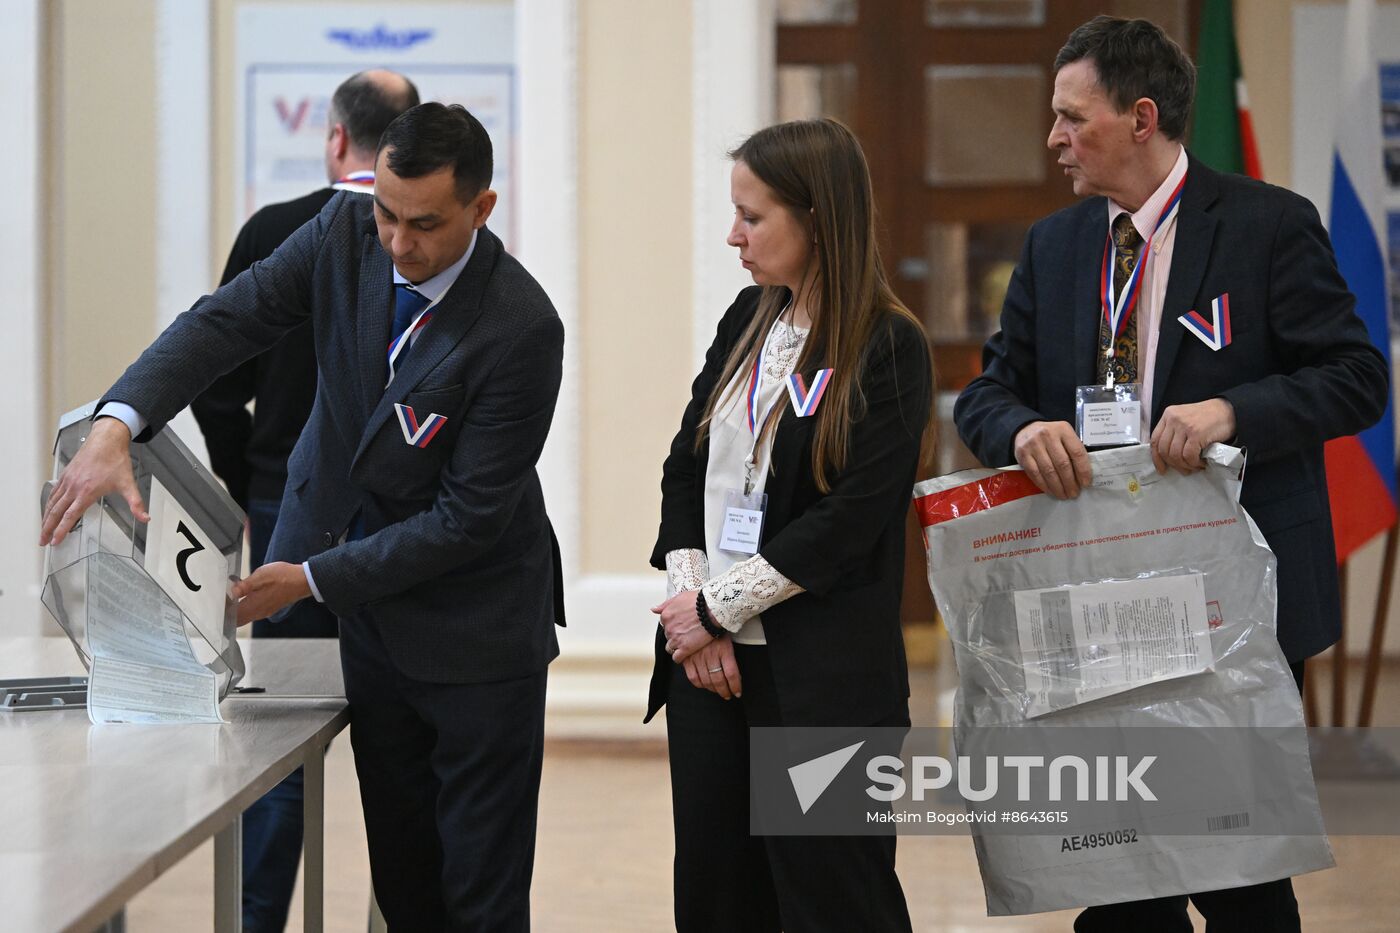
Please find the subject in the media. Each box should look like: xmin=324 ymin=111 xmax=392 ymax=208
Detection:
xmin=40 ymin=103 xmax=565 ymax=932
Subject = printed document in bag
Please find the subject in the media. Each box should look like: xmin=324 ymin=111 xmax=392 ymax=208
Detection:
xmin=1014 ymin=573 xmax=1213 ymax=718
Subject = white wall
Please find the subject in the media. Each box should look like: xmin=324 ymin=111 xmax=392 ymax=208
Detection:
xmin=0 ymin=0 xmax=46 ymax=633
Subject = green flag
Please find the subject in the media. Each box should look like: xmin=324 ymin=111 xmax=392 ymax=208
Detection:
xmin=1190 ymin=0 xmax=1261 ymax=178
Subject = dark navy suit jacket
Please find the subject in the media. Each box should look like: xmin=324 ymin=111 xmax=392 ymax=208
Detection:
xmin=954 ymin=155 xmax=1388 ymax=662
xmin=190 ymin=186 xmax=336 ymax=508
xmin=105 ymin=192 xmax=565 ymax=683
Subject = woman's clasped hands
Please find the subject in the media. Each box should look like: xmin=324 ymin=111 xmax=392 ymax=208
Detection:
xmin=651 ymin=591 xmax=743 ymax=699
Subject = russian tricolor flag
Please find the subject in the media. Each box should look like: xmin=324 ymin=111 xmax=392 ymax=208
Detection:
xmin=1324 ymin=0 xmax=1396 ymax=563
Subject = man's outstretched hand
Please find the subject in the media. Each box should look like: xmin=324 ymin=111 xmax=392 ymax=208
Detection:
xmin=232 ymin=562 xmax=312 ymax=626
xmin=39 ymin=417 xmax=147 ymax=547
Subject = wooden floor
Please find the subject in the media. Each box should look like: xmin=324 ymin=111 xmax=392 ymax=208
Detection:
xmin=125 ymin=660 xmax=1400 ymax=932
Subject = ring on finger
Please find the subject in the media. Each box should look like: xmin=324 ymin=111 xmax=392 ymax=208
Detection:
xmin=707 ymin=666 xmax=723 ymax=673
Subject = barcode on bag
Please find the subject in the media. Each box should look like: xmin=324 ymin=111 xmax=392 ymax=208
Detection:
xmin=1206 ymin=812 xmax=1250 ymax=832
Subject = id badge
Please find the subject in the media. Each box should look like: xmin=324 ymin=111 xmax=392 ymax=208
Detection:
xmin=719 ymin=489 xmax=768 ymax=555
xmin=1076 ymin=382 xmax=1143 ymax=448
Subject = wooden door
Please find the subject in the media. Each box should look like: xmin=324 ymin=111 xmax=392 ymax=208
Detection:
xmin=774 ymin=0 xmax=1199 ymax=626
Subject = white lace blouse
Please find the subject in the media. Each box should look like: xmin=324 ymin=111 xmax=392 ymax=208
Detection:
xmin=665 ymin=314 xmax=807 ymax=643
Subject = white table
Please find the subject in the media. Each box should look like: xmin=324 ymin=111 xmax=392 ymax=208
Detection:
xmin=0 ymin=637 xmax=348 ymax=933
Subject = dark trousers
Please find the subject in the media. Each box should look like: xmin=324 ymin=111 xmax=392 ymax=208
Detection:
xmin=340 ymin=613 xmax=547 ymax=933
xmin=1074 ymin=660 xmax=1309 ymax=933
xmin=242 ymin=496 xmax=339 ymax=933
xmin=665 ymin=644 xmax=913 ymax=933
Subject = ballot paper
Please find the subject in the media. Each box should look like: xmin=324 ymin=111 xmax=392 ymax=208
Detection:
xmin=85 ymin=552 xmax=222 ymax=724
xmin=1015 ymin=574 xmax=1213 ymax=718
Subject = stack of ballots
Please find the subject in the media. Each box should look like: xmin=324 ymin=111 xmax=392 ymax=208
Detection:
xmin=914 ymin=444 xmax=1332 ymax=915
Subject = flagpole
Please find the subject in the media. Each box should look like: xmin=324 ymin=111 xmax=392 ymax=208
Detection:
xmin=1304 ymin=659 xmax=1318 ymax=725
xmin=1333 ymin=568 xmax=1347 ymax=726
xmin=1358 ymin=524 xmax=1398 ymax=725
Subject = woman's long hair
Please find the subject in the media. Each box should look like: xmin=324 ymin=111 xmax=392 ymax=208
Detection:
xmin=697 ymin=118 xmax=935 ymax=492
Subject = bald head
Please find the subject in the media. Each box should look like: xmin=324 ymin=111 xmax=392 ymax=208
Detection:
xmin=329 ymin=69 xmax=421 ymax=158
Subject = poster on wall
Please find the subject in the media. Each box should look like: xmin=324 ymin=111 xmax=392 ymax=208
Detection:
xmin=1391 ymin=213 xmax=1400 ymax=329
xmin=1383 ymin=64 xmax=1400 ymax=191
xmin=1383 ymin=64 xmax=1400 ymax=327
xmin=236 ymin=3 xmax=515 ymax=248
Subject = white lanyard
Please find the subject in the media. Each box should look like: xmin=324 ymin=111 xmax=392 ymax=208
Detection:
xmin=385 ymin=288 xmax=447 ymax=387
xmin=741 ymin=310 xmax=800 ymax=494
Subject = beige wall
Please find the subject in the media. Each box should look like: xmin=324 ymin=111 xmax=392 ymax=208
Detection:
xmin=1235 ymin=0 xmax=1294 ymax=188
xmin=577 ymin=0 xmax=694 ymax=573
xmin=212 ymin=0 xmax=238 ymax=269
xmin=47 ymin=0 xmax=160 ymax=429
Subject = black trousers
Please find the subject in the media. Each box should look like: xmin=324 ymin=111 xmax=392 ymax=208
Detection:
xmin=1074 ymin=660 xmax=1309 ymax=933
xmin=340 ymin=614 xmax=547 ymax=933
xmin=665 ymin=643 xmax=913 ymax=933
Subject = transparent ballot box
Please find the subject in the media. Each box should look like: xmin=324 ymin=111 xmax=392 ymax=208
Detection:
xmin=41 ymin=403 xmax=246 ymax=702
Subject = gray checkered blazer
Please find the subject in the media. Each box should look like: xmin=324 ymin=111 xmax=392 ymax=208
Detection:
xmin=104 ymin=192 xmax=565 ymax=683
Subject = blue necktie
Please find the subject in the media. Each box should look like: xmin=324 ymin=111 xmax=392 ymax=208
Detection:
xmin=392 ymin=284 xmax=432 ymax=348
xmin=352 ymin=284 xmax=433 ymax=543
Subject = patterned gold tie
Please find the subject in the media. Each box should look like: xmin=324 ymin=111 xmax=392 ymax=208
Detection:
xmin=1097 ymin=213 xmax=1145 ymax=385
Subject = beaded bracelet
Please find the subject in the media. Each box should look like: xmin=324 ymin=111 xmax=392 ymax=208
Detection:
xmin=694 ymin=589 xmax=724 ymax=639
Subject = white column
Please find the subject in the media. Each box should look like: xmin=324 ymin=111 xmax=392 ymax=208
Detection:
xmin=0 ymin=0 xmax=45 ymax=632
xmin=518 ymin=0 xmax=580 ymax=582
xmin=156 ymin=0 xmax=214 ymax=467
xmin=524 ymin=0 xmax=778 ymax=736
xmin=691 ymin=0 xmax=775 ymax=370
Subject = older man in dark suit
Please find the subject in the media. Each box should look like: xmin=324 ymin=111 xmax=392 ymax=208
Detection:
xmin=41 ymin=103 xmax=565 ymax=933
xmin=954 ymin=15 xmax=1387 ymax=932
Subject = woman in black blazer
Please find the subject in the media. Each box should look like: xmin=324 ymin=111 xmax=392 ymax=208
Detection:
xmin=648 ymin=119 xmax=935 ymax=932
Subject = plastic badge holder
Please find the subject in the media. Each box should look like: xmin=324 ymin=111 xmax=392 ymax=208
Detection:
xmin=39 ymin=402 xmax=245 ymax=701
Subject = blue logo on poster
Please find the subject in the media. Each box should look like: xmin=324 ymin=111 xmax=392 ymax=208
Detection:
xmin=326 ymin=25 xmax=434 ymax=51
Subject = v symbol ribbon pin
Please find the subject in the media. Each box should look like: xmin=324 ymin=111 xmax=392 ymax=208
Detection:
xmin=786 ymin=369 xmax=833 ymax=418
xmin=393 ymin=403 xmax=448 ymax=448
xmin=1178 ymin=293 xmax=1233 ymax=351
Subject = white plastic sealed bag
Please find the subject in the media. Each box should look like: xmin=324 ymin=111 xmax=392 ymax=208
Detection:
xmin=914 ymin=444 xmax=1333 ymax=915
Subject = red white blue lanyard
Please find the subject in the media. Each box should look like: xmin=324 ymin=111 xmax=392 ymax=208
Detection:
xmin=742 ymin=311 xmax=802 ymax=494
xmin=745 ymin=313 xmax=792 ymax=435
xmin=385 ymin=289 xmax=443 ymax=387
xmin=332 ymin=170 xmax=375 ymax=193
xmin=1100 ymin=173 xmax=1187 ymax=348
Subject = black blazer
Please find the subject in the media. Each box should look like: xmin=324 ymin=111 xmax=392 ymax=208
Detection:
xmin=647 ymin=287 xmax=932 ymax=726
xmin=190 ymin=187 xmax=336 ymax=508
xmin=105 ymin=193 xmax=566 ymax=684
xmin=955 ymin=155 xmax=1389 ymax=662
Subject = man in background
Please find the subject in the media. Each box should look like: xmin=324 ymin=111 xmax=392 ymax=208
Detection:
xmin=191 ymin=68 xmax=418 ymax=933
